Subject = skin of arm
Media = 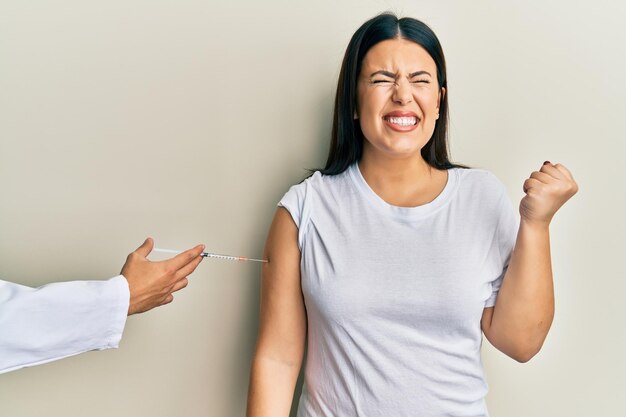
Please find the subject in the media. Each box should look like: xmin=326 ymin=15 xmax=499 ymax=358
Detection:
xmin=247 ymin=207 xmax=307 ymax=417
xmin=481 ymin=162 xmax=578 ymax=362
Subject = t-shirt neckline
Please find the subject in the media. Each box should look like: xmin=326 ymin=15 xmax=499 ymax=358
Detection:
xmin=347 ymin=161 xmax=459 ymax=220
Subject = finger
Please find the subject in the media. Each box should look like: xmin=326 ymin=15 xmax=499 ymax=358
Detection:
xmin=529 ymin=171 xmax=554 ymax=184
xmin=523 ymin=178 xmax=542 ymax=193
xmin=170 ymin=277 xmax=189 ymax=294
xmin=135 ymin=238 xmax=154 ymax=258
xmin=175 ymin=253 xmax=204 ymax=280
xmin=540 ymin=162 xmax=566 ymax=180
xmin=166 ymin=244 xmax=205 ymax=270
xmin=162 ymin=294 xmax=174 ymax=305
xmin=551 ymin=163 xmax=575 ymax=180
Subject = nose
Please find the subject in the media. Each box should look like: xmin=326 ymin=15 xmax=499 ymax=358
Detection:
xmin=392 ymin=79 xmax=413 ymax=105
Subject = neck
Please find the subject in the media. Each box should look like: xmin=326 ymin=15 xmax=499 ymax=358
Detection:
xmin=358 ymin=148 xmax=433 ymax=186
xmin=357 ymin=146 xmax=446 ymax=208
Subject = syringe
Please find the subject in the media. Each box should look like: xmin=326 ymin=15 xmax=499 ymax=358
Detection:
xmin=153 ymin=248 xmax=268 ymax=263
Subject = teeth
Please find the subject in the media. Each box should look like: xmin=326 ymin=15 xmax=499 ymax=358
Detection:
xmin=385 ymin=116 xmax=417 ymax=126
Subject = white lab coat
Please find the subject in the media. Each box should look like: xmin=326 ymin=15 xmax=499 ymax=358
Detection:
xmin=0 ymin=275 xmax=129 ymax=374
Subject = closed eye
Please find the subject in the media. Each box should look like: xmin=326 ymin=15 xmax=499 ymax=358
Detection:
xmin=371 ymin=79 xmax=430 ymax=84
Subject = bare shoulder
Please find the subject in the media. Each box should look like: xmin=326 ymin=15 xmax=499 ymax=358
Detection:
xmin=261 ymin=207 xmax=302 ymax=294
xmin=265 ymin=208 xmax=300 ymax=262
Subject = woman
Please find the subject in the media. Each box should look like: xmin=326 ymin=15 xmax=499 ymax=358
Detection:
xmin=247 ymin=13 xmax=578 ymax=416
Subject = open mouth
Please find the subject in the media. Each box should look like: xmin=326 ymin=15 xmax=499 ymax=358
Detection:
xmin=382 ymin=116 xmax=418 ymax=126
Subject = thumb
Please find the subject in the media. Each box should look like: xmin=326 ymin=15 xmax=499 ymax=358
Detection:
xmin=135 ymin=237 xmax=154 ymax=257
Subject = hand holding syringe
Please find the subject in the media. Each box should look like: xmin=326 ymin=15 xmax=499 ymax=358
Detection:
xmin=153 ymin=248 xmax=268 ymax=263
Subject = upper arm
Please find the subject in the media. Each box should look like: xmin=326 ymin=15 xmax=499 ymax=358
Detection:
xmin=482 ymin=305 xmax=532 ymax=362
xmin=254 ymin=207 xmax=307 ymax=365
xmin=482 ymin=306 xmax=508 ymax=354
xmin=481 ymin=307 xmax=494 ymax=339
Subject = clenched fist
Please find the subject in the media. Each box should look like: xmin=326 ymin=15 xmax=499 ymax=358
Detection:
xmin=521 ymin=161 xmax=578 ymax=225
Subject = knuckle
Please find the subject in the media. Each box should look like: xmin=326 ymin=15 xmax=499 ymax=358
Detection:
xmin=523 ymin=180 xmax=531 ymax=191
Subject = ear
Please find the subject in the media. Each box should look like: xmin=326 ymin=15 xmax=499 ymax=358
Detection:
xmin=437 ymin=87 xmax=446 ymax=111
xmin=436 ymin=87 xmax=445 ymax=120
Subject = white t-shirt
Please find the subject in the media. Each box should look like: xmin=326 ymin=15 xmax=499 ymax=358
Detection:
xmin=0 ymin=275 xmax=129 ymax=374
xmin=278 ymin=162 xmax=519 ymax=417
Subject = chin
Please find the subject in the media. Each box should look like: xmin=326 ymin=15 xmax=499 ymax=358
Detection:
xmin=363 ymin=135 xmax=426 ymax=158
xmin=385 ymin=141 xmax=425 ymax=155
xmin=378 ymin=146 xmax=423 ymax=159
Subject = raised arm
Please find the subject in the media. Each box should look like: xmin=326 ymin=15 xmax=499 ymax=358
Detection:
xmin=247 ymin=207 xmax=307 ymax=416
xmin=482 ymin=162 xmax=578 ymax=362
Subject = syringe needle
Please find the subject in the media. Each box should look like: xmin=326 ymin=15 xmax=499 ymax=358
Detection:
xmin=202 ymin=252 xmax=268 ymax=263
xmin=153 ymin=248 xmax=267 ymax=263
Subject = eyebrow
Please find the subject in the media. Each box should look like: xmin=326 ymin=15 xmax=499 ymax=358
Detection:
xmin=369 ymin=70 xmax=432 ymax=78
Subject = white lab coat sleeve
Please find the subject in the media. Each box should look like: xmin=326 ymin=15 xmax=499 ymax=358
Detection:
xmin=0 ymin=275 xmax=130 ymax=374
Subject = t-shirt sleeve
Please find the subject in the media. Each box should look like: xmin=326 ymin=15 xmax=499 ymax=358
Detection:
xmin=277 ymin=174 xmax=316 ymax=251
xmin=278 ymin=184 xmax=304 ymax=226
xmin=484 ymin=189 xmax=519 ymax=308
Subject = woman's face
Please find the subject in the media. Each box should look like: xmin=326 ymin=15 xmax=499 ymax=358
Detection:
xmin=356 ymin=38 xmax=444 ymax=160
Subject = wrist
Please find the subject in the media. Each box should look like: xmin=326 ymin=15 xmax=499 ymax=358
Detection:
xmin=519 ymin=217 xmax=551 ymax=233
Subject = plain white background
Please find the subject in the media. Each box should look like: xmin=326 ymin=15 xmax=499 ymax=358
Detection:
xmin=1 ymin=1 xmax=624 ymax=415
